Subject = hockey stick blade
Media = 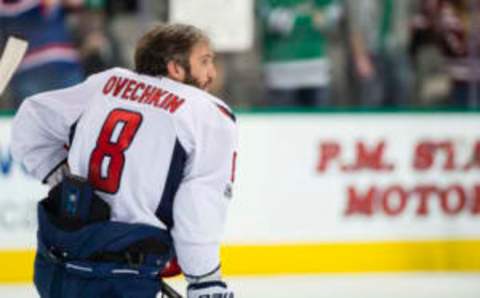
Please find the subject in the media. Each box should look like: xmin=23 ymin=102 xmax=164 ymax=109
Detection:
xmin=0 ymin=37 xmax=28 ymax=96
xmin=161 ymin=280 xmax=183 ymax=298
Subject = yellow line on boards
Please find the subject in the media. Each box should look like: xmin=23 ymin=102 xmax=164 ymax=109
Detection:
xmin=0 ymin=250 xmax=35 ymax=283
xmin=1 ymin=240 xmax=480 ymax=283
xmin=220 ymin=240 xmax=480 ymax=275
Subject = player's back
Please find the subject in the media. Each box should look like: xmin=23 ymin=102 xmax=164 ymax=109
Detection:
xmin=68 ymin=68 xmax=197 ymax=230
xmin=11 ymin=64 xmax=238 ymax=282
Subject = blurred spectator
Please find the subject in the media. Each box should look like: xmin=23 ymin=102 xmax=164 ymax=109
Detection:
xmin=69 ymin=2 xmax=124 ymax=76
xmin=106 ymin=0 xmax=167 ymax=68
xmin=409 ymin=0 xmax=449 ymax=106
xmin=346 ymin=0 xmax=414 ymax=108
xmin=257 ymin=0 xmax=342 ymax=107
xmin=73 ymin=0 xmax=167 ymax=75
xmin=0 ymin=0 xmax=85 ymax=109
xmin=411 ymin=0 xmax=480 ymax=108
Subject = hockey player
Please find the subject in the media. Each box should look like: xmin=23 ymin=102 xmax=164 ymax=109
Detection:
xmin=11 ymin=24 xmax=237 ymax=298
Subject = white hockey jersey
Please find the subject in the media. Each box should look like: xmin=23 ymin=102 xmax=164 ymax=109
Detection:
xmin=11 ymin=67 xmax=238 ymax=278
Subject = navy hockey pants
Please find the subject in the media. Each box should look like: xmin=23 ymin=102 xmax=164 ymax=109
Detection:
xmin=34 ymin=202 xmax=173 ymax=298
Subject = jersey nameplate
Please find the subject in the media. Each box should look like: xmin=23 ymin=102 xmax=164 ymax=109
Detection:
xmin=102 ymin=76 xmax=185 ymax=114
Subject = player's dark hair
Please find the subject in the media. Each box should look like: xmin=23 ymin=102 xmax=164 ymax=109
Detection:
xmin=134 ymin=23 xmax=208 ymax=77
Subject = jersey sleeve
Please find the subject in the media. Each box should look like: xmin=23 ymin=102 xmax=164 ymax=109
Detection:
xmin=171 ymin=101 xmax=238 ymax=281
xmin=11 ymin=72 xmax=103 ymax=182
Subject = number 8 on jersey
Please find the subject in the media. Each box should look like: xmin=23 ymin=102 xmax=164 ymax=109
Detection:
xmin=88 ymin=109 xmax=143 ymax=193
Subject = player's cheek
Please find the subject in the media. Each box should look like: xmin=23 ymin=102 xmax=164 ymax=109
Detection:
xmin=209 ymin=64 xmax=217 ymax=80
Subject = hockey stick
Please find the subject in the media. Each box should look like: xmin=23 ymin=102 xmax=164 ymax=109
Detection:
xmin=0 ymin=36 xmax=28 ymax=96
xmin=161 ymin=280 xmax=183 ymax=298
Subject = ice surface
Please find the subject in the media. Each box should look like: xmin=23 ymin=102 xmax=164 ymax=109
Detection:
xmin=1 ymin=273 xmax=479 ymax=298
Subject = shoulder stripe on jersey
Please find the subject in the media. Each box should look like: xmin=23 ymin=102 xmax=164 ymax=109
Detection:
xmin=155 ymin=139 xmax=187 ymax=229
xmin=215 ymin=104 xmax=236 ymax=123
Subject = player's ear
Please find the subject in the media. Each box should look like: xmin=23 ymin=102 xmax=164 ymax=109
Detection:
xmin=166 ymin=60 xmax=186 ymax=82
